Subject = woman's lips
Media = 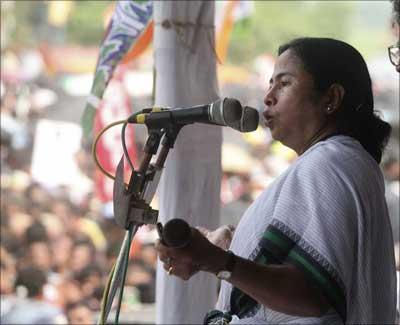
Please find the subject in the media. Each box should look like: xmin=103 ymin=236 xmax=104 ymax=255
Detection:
xmin=264 ymin=115 xmax=273 ymax=128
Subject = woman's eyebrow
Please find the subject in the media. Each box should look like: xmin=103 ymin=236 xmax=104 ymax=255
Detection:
xmin=269 ymin=72 xmax=296 ymax=84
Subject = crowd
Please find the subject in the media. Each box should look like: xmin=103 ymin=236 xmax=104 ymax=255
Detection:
xmin=0 ymin=77 xmax=158 ymax=324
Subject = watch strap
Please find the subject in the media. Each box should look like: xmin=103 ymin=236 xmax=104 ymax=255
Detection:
xmin=225 ymin=250 xmax=236 ymax=272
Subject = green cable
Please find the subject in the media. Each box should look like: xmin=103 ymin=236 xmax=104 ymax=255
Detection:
xmin=99 ymin=263 xmax=116 ymax=324
xmin=115 ymin=225 xmax=135 ymax=324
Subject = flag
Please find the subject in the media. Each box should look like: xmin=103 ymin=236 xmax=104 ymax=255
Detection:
xmin=216 ymin=0 xmax=254 ymax=63
xmin=94 ymin=67 xmax=137 ymax=203
xmin=81 ymin=0 xmax=153 ymax=140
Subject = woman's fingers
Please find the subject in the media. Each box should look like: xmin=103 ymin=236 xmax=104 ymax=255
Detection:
xmin=155 ymin=239 xmax=175 ymax=262
xmin=165 ymin=262 xmax=199 ymax=280
xmin=155 ymin=236 xmax=201 ymax=280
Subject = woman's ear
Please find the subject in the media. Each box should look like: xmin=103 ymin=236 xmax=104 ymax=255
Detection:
xmin=325 ymin=84 xmax=345 ymax=115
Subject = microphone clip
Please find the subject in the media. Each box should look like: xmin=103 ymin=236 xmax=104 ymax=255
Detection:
xmin=113 ymin=157 xmax=159 ymax=229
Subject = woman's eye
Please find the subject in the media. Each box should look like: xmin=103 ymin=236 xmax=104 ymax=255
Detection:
xmin=280 ymin=81 xmax=290 ymax=87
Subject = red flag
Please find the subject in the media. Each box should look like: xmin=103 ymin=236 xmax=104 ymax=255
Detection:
xmin=94 ymin=67 xmax=137 ymax=202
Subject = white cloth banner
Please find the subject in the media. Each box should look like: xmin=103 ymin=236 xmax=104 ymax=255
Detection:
xmin=31 ymin=119 xmax=82 ymax=188
xmin=154 ymin=1 xmax=222 ymax=324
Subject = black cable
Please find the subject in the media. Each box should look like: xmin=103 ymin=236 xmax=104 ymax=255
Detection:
xmin=114 ymin=224 xmax=136 ymax=324
xmin=121 ymin=121 xmax=135 ymax=171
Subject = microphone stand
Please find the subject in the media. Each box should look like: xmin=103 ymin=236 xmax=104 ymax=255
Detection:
xmin=100 ymin=124 xmax=182 ymax=325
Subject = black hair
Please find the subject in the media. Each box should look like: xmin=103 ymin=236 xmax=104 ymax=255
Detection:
xmin=278 ymin=37 xmax=391 ymax=163
xmin=74 ymin=264 xmax=103 ymax=284
xmin=73 ymin=236 xmax=96 ymax=256
xmin=25 ymin=221 xmax=48 ymax=244
xmin=15 ymin=267 xmax=47 ymax=298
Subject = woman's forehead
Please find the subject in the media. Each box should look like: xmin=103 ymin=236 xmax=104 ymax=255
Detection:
xmin=274 ymin=50 xmax=304 ymax=75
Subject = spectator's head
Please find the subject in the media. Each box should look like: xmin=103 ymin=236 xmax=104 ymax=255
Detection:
xmin=26 ymin=240 xmax=52 ymax=273
xmin=66 ymin=301 xmax=94 ymax=325
xmin=57 ymin=276 xmax=82 ymax=307
xmin=69 ymin=237 xmax=96 ymax=273
xmin=40 ymin=212 xmax=66 ymax=240
xmin=74 ymin=264 xmax=103 ymax=298
xmin=51 ymin=233 xmax=73 ymax=273
xmin=49 ymin=199 xmax=73 ymax=224
xmin=25 ymin=220 xmax=48 ymax=244
xmin=14 ymin=266 xmax=47 ymax=298
xmin=25 ymin=183 xmax=52 ymax=212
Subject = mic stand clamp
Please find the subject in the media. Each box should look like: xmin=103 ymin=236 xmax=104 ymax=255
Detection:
xmin=103 ymin=124 xmax=183 ymax=324
xmin=113 ymin=127 xmax=165 ymax=229
xmin=114 ymin=161 xmax=160 ymax=229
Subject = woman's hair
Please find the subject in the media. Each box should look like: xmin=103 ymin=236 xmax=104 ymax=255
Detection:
xmin=278 ymin=37 xmax=391 ymax=163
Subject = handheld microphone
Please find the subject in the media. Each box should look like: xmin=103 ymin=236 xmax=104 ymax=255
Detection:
xmin=128 ymin=98 xmax=259 ymax=132
xmin=158 ymin=218 xmax=191 ymax=248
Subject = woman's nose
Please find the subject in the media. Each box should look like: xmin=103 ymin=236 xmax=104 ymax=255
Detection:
xmin=264 ymin=87 xmax=276 ymax=107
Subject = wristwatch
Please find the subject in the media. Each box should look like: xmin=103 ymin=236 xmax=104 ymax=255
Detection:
xmin=216 ymin=250 xmax=236 ymax=280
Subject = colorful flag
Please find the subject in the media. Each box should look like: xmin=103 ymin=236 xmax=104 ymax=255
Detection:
xmin=81 ymin=0 xmax=153 ymax=140
xmin=216 ymin=0 xmax=254 ymax=63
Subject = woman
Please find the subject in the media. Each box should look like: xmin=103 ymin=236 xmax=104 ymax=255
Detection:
xmin=156 ymin=38 xmax=397 ymax=324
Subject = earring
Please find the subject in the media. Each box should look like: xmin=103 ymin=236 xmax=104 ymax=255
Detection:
xmin=327 ymin=106 xmax=332 ymax=113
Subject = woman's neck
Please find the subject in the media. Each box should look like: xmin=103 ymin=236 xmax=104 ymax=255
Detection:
xmin=297 ymin=123 xmax=338 ymax=156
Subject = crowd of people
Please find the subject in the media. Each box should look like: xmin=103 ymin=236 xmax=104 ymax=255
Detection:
xmin=0 ymin=78 xmax=158 ymax=324
xmin=0 ymin=71 xmax=298 ymax=325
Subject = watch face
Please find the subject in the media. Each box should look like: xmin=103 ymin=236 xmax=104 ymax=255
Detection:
xmin=217 ymin=270 xmax=232 ymax=280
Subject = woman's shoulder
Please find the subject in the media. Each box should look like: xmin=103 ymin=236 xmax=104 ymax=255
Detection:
xmin=302 ymin=135 xmax=376 ymax=169
xmin=293 ymin=135 xmax=384 ymax=188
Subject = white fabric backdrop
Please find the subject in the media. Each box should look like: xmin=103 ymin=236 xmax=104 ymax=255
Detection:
xmin=154 ymin=1 xmax=222 ymax=324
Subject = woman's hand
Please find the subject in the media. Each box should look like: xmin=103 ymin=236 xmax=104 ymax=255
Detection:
xmin=155 ymin=227 xmax=228 ymax=280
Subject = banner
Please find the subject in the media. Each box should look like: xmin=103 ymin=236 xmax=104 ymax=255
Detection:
xmin=81 ymin=0 xmax=153 ymax=140
xmin=31 ymin=119 xmax=82 ymax=188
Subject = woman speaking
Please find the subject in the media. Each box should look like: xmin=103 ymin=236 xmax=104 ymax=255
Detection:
xmin=155 ymin=37 xmax=397 ymax=324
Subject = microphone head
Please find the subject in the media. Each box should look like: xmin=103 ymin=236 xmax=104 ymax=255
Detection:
xmin=211 ymin=98 xmax=243 ymax=127
xmin=240 ymin=106 xmax=259 ymax=132
xmin=163 ymin=218 xmax=191 ymax=248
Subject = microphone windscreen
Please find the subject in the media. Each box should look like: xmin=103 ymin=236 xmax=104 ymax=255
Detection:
xmin=163 ymin=218 xmax=191 ymax=248
xmin=211 ymin=98 xmax=242 ymax=127
xmin=222 ymin=98 xmax=243 ymax=126
xmin=240 ymin=106 xmax=259 ymax=132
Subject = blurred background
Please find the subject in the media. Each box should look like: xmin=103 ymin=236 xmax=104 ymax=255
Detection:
xmin=1 ymin=1 xmax=399 ymax=324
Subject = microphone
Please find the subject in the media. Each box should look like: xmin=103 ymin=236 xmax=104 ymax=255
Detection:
xmin=158 ymin=218 xmax=191 ymax=248
xmin=242 ymin=106 xmax=260 ymax=132
xmin=128 ymin=98 xmax=259 ymax=132
xmin=236 ymin=106 xmax=260 ymax=133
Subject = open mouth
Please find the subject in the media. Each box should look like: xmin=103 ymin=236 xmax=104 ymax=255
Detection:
xmin=264 ymin=116 xmax=273 ymax=128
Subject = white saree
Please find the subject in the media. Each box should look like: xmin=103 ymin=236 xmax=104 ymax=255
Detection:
xmin=216 ymin=135 xmax=397 ymax=324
